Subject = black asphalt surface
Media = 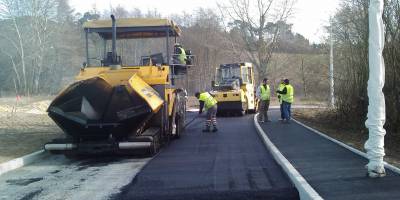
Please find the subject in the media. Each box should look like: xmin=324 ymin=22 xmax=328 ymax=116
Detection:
xmin=113 ymin=112 xmax=299 ymax=200
xmin=261 ymin=109 xmax=400 ymax=200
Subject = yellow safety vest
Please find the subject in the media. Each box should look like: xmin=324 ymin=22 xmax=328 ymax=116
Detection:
xmin=282 ymin=84 xmax=294 ymax=103
xmin=199 ymin=92 xmax=217 ymax=110
xmin=277 ymin=83 xmax=285 ymax=104
xmin=260 ymin=85 xmax=270 ymax=101
xmin=178 ymin=47 xmax=186 ymax=64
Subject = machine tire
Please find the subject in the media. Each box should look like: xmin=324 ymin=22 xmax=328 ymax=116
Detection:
xmin=247 ymin=109 xmax=256 ymax=114
xmin=150 ymin=134 xmax=160 ymax=155
xmin=239 ymin=102 xmax=248 ymax=116
xmin=174 ymin=116 xmax=181 ymax=139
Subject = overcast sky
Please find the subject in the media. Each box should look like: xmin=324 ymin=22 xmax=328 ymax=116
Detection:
xmin=69 ymin=0 xmax=340 ymax=43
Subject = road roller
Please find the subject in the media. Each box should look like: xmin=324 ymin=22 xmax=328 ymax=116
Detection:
xmin=211 ymin=63 xmax=256 ymax=116
xmin=45 ymin=15 xmax=191 ymax=155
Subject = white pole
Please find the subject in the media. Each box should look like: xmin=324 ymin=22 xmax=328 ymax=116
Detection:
xmin=329 ymin=20 xmax=335 ymax=107
xmin=365 ymin=0 xmax=386 ymax=178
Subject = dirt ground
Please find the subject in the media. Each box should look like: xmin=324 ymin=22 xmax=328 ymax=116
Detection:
xmin=0 ymin=96 xmax=63 ymax=163
xmin=294 ymin=108 xmax=400 ymax=168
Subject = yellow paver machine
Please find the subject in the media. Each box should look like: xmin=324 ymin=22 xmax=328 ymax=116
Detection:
xmin=45 ymin=15 xmax=191 ymax=155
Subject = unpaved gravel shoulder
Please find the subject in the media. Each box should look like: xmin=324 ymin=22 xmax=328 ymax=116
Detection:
xmin=0 ymin=97 xmax=62 ymax=163
xmin=0 ymin=113 xmax=63 ymax=163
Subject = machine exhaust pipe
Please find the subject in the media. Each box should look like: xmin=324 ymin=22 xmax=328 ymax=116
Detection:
xmin=45 ymin=143 xmax=77 ymax=151
xmin=111 ymin=14 xmax=117 ymax=64
xmin=45 ymin=142 xmax=152 ymax=151
xmin=118 ymin=142 xmax=152 ymax=149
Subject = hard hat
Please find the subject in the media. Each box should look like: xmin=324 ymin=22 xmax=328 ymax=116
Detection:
xmin=284 ymin=79 xmax=290 ymax=84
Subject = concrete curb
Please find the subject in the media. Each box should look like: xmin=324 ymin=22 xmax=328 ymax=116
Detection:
xmin=254 ymin=114 xmax=322 ymax=200
xmin=292 ymin=118 xmax=400 ymax=175
xmin=0 ymin=150 xmax=48 ymax=176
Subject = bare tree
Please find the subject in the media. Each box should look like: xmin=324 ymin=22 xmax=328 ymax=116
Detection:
xmin=0 ymin=0 xmax=28 ymax=94
xmin=28 ymin=0 xmax=57 ymax=93
xmin=218 ymin=0 xmax=296 ymax=80
xmin=0 ymin=0 xmax=75 ymax=95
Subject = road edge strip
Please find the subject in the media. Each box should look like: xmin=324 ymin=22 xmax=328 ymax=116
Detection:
xmin=292 ymin=118 xmax=400 ymax=175
xmin=0 ymin=150 xmax=49 ymax=176
xmin=253 ymin=114 xmax=323 ymax=200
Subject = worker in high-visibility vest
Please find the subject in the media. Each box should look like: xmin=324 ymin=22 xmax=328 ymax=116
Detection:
xmin=276 ymin=79 xmax=294 ymax=123
xmin=256 ymin=78 xmax=271 ymax=123
xmin=195 ymin=91 xmax=218 ymax=132
xmin=174 ymin=43 xmax=187 ymax=65
xmin=276 ymin=79 xmax=286 ymax=121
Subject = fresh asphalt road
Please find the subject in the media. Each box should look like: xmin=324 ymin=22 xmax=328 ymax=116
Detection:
xmin=113 ymin=112 xmax=299 ymax=200
xmin=261 ymin=109 xmax=400 ymax=200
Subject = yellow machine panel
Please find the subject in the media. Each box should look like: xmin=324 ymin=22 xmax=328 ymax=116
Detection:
xmin=77 ymin=66 xmax=170 ymax=85
xmin=165 ymin=88 xmax=176 ymax=115
xmin=76 ymin=66 xmax=174 ymax=114
xmin=127 ymin=74 xmax=164 ymax=112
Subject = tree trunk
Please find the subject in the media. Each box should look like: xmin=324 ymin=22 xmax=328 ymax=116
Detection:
xmin=300 ymin=58 xmax=307 ymax=98
xmin=13 ymin=17 xmax=27 ymax=96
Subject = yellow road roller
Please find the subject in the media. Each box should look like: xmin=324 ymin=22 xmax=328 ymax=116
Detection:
xmin=45 ymin=15 xmax=191 ymax=155
xmin=211 ymin=63 xmax=256 ymax=116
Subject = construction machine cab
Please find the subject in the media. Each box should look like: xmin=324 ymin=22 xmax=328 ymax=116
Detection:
xmin=214 ymin=63 xmax=246 ymax=90
xmin=83 ymin=16 xmax=192 ymax=77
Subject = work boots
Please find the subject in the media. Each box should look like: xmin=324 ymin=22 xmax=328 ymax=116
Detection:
xmin=202 ymin=127 xmax=218 ymax=132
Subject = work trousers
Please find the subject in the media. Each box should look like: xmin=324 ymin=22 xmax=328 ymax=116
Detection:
xmin=258 ymin=100 xmax=270 ymax=121
xmin=282 ymin=101 xmax=292 ymax=120
xmin=280 ymin=103 xmax=284 ymax=119
xmin=205 ymin=105 xmax=218 ymax=128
